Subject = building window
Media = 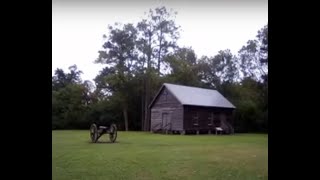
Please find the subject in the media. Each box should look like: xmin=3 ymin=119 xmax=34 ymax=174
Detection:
xmin=226 ymin=113 xmax=232 ymax=123
xmin=213 ymin=113 xmax=221 ymax=127
xmin=208 ymin=112 xmax=213 ymax=126
xmin=192 ymin=111 xmax=199 ymax=126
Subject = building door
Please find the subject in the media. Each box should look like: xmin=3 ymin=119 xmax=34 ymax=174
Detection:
xmin=162 ymin=112 xmax=170 ymax=129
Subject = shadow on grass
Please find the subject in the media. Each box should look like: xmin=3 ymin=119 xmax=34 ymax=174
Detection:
xmin=88 ymin=141 xmax=120 ymax=144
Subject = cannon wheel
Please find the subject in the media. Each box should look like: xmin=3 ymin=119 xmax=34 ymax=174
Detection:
xmin=109 ymin=124 xmax=117 ymax=143
xmin=90 ymin=123 xmax=98 ymax=143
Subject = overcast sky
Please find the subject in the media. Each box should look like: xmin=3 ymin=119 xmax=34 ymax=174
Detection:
xmin=52 ymin=0 xmax=268 ymax=82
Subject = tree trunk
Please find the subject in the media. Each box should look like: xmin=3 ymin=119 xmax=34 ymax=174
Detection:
xmin=143 ymin=32 xmax=152 ymax=131
xmin=123 ymin=106 xmax=128 ymax=131
xmin=141 ymin=82 xmax=145 ymax=131
xmin=157 ymin=28 xmax=163 ymax=74
xmin=144 ymin=75 xmax=150 ymax=131
xmin=157 ymin=45 xmax=162 ymax=75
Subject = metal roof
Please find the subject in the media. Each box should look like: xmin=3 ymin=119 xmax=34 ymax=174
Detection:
xmin=157 ymin=83 xmax=236 ymax=109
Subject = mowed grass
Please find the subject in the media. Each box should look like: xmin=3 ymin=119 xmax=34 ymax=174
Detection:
xmin=52 ymin=131 xmax=268 ymax=180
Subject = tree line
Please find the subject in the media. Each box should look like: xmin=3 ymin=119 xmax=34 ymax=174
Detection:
xmin=52 ymin=6 xmax=268 ymax=133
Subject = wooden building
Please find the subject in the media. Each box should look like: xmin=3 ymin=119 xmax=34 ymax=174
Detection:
xmin=149 ymin=83 xmax=236 ymax=134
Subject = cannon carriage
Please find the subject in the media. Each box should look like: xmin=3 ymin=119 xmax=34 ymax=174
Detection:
xmin=90 ymin=122 xmax=117 ymax=143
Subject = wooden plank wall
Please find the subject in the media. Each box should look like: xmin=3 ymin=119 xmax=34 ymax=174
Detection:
xmin=150 ymin=87 xmax=183 ymax=131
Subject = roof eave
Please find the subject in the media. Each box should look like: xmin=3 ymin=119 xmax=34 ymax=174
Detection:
xmin=182 ymin=103 xmax=236 ymax=109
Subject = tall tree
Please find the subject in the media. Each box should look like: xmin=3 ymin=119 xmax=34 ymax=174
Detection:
xmin=198 ymin=50 xmax=238 ymax=89
xmin=257 ymin=24 xmax=268 ymax=65
xmin=137 ymin=6 xmax=180 ymax=74
xmin=95 ymin=23 xmax=138 ymax=131
xmin=137 ymin=6 xmax=180 ymax=131
xmin=238 ymin=24 xmax=268 ymax=81
xmin=52 ymin=65 xmax=83 ymax=91
xmin=52 ymin=65 xmax=92 ymax=129
xmin=165 ymin=47 xmax=202 ymax=86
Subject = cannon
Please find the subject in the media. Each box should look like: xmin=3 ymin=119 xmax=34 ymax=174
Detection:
xmin=90 ymin=123 xmax=117 ymax=143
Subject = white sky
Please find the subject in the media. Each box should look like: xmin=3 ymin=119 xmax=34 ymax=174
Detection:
xmin=52 ymin=0 xmax=268 ymax=82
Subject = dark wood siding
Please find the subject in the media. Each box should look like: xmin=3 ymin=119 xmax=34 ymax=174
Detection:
xmin=150 ymin=87 xmax=183 ymax=131
xmin=183 ymin=105 xmax=234 ymax=132
xmin=150 ymin=86 xmax=234 ymax=133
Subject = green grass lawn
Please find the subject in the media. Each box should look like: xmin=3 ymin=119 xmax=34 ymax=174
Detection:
xmin=52 ymin=131 xmax=268 ymax=180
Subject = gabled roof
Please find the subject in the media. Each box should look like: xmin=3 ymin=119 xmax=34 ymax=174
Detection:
xmin=149 ymin=83 xmax=236 ymax=109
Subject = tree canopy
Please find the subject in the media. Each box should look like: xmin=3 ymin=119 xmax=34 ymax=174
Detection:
xmin=52 ymin=6 xmax=268 ymax=133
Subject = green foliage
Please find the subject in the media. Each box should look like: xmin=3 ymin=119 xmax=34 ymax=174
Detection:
xmin=198 ymin=49 xmax=239 ymax=89
xmin=52 ymin=6 xmax=268 ymax=133
xmin=238 ymin=25 xmax=268 ymax=81
xmin=52 ymin=83 xmax=89 ymax=129
xmin=164 ymin=47 xmax=202 ymax=87
xmin=137 ymin=6 xmax=180 ymax=74
xmin=85 ymin=99 xmax=121 ymax=127
xmin=219 ymin=78 xmax=268 ymax=132
xmin=52 ymin=65 xmax=98 ymax=129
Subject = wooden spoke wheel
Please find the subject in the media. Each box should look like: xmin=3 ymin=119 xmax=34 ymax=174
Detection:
xmin=90 ymin=123 xmax=98 ymax=143
xmin=109 ymin=124 xmax=117 ymax=143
